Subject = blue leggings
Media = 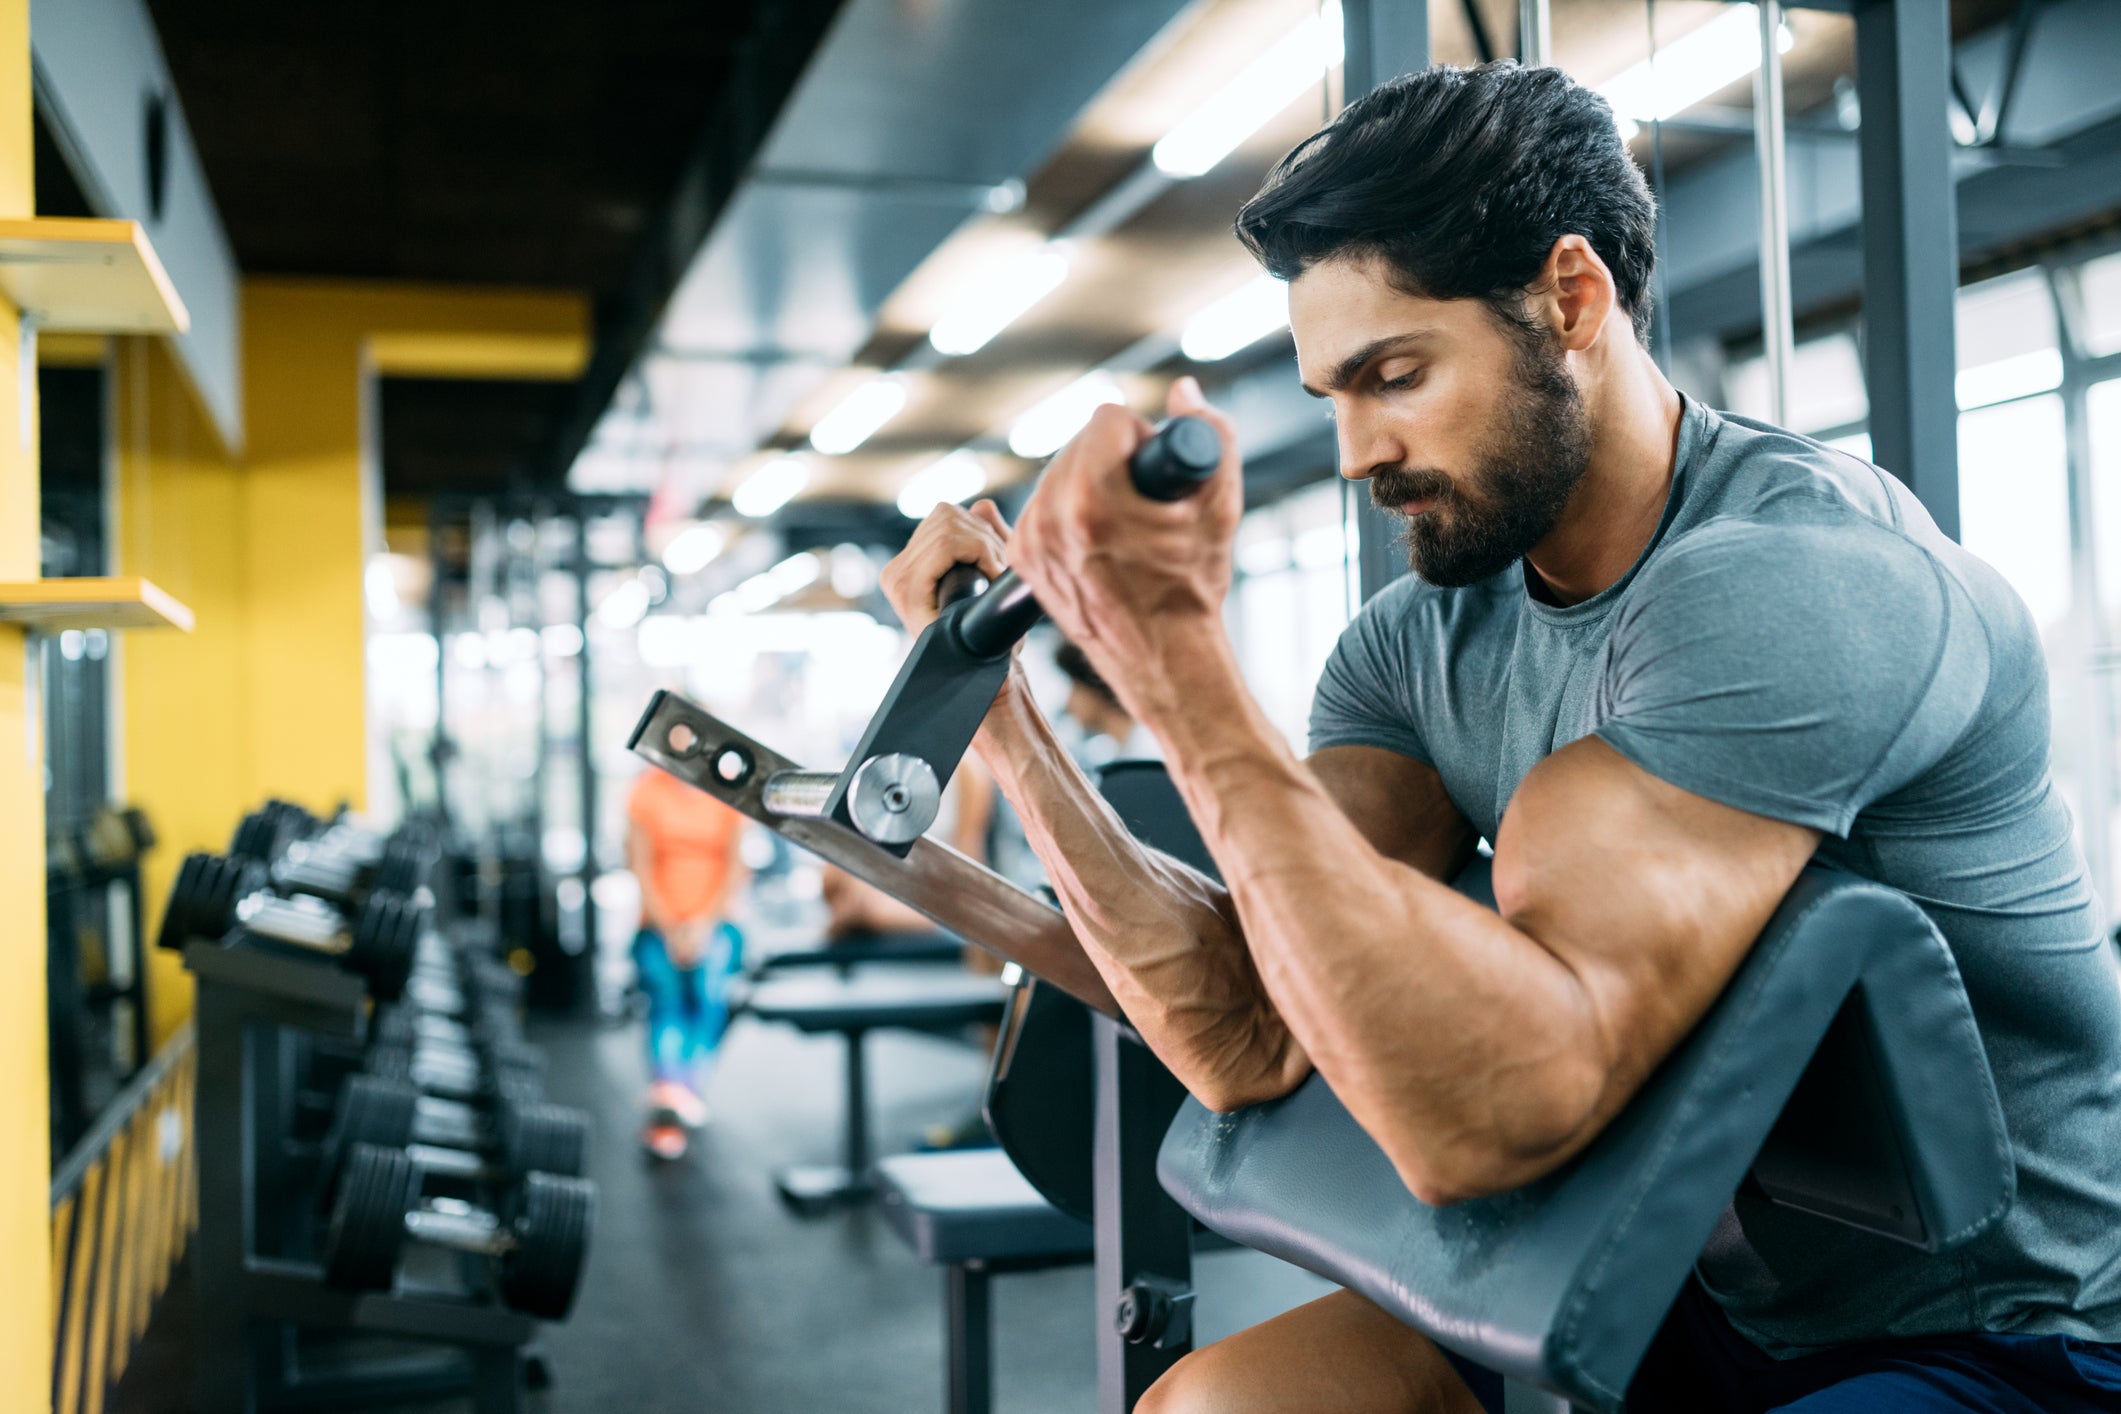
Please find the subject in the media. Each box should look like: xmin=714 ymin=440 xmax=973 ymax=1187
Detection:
xmin=633 ymin=923 xmax=743 ymax=1084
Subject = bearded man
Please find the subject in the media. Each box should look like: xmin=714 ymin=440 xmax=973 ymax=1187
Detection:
xmin=881 ymin=63 xmax=2121 ymax=1413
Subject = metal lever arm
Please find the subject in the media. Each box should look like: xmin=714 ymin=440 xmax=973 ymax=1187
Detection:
xmin=823 ymin=415 xmax=1222 ymax=852
xmin=627 ymin=691 xmax=1119 ymax=1017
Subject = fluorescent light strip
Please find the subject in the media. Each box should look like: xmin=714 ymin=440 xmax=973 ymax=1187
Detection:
xmin=662 ymin=522 xmax=728 ymax=575
xmin=1181 ymin=276 xmax=1290 ymax=362
xmin=898 ymin=451 xmax=988 ymax=520
xmin=809 ymin=375 xmax=908 ymax=455
xmin=1153 ymin=2 xmax=1344 ymax=178
xmin=731 ymin=456 xmax=810 ymax=518
xmin=1009 ymin=373 xmax=1125 ymax=459
xmin=1599 ymin=4 xmax=1792 ymax=127
xmin=929 ymin=243 xmax=1074 ymax=357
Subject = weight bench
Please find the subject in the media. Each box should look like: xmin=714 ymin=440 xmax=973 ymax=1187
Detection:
xmin=1158 ymin=860 xmax=2012 ymax=1412
xmin=876 ymin=1149 xmax=1095 ymax=1414
xmin=746 ymin=968 xmax=1010 ymax=1213
xmin=750 ymin=927 xmax=966 ymax=978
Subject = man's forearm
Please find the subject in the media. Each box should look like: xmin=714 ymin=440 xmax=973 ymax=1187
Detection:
xmin=1134 ymin=624 xmax=1603 ymax=1200
xmin=974 ymin=673 xmax=1310 ymax=1107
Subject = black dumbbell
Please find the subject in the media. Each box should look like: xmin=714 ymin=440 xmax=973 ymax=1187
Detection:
xmin=365 ymin=1037 xmax=545 ymax=1107
xmin=157 ymin=851 xmax=424 ymax=1000
xmin=324 ymin=1074 xmax=590 ymax=1189
xmin=277 ymin=828 xmax=436 ymax=905
xmin=323 ymin=1141 xmax=594 ymax=1319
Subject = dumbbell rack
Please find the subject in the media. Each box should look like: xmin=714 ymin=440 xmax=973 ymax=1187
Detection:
xmin=186 ymin=939 xmax=535 ymax=1413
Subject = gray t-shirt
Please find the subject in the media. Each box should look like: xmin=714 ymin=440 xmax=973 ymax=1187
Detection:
xmin=1309 ymin=395 xmax=2121 ymax=1354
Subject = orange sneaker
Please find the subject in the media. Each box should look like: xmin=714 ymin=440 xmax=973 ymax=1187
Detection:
xmin=642 ymin=1121 xmax=688 ymax=1161
xmin=649 ymin=1079 xmax=709 ymax=1129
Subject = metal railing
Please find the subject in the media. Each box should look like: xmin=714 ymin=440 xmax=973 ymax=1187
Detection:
xmin=49 ymin=1023 xmax=196 ymax=1414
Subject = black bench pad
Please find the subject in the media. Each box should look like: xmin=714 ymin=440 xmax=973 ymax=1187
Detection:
xmin=1157 ymin=866 xmax=2011 ymax=1411
xmin=875 ymin=1150 xmax=1093 ymax=1265
xmin=753 ymin=930 xmax=966 ymax=974
xmin=746 ymin=969 xmax=1009 ymax=1033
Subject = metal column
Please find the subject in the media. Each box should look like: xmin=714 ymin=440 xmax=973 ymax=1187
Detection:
xmin=1340 ymin=0 xmax=1433 ymax=604
xmin=1091 ymin=1013 xmax=1194 ymax=1411
xmin=1754 ymin=1 xmax=1796 ymax=425
xmin=573 ymin=514 xmax=599 ymax=963
xmin=1518 ymin=0 xmax=1551 ymax=67
xmin=1854 ymin=0 xmax=1961 ymax=539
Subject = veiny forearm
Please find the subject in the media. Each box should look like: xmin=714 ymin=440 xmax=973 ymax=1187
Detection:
xmin=974 ymin=673 xmax=1310 ymax=1106
xmin=1142 ymin=630 xmax=1605 ymax=1202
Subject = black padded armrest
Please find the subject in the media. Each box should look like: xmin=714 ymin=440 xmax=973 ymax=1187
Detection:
xmin=1156 ymin=863 xmax=2011 ymax=1411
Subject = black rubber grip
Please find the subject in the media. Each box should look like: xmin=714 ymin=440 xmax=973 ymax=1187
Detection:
xmin=950 ymin=416 xmax=1221 ymax=659
xmin=1129 ymin=415 xmax=1221 ymax=501
xmin=936 ymin=563 xmax=987 ymax=611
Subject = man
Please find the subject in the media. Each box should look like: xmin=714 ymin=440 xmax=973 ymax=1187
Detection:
xmin=880 ymin=64 xmax=2121 ymax=1412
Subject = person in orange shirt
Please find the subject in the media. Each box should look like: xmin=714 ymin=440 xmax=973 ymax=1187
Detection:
xmin=627 ymin=763 xmax=749 ymax=1160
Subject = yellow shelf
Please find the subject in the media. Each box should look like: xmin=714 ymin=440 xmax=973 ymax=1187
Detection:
xmin=0 ymin=218 xmax=189 ymax=335
xmin=0 ymin=577 xmax=195 ymax=631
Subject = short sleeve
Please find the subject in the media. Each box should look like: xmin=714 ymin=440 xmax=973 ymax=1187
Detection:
xmin=1307 ymin=576 xmax=1435 ymax=763
xmin=1592 ymin=515 xmax=1988 ymax=837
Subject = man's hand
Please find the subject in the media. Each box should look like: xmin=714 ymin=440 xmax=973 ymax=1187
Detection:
xmin=1006 ymin=377 xmax=1245 ymax=729
xmin=879 ymin=498 xmax=1013 ymax=636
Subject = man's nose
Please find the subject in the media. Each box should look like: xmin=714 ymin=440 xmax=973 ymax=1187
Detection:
xmin=1335 ymin=410 xmax=1396 ymax=483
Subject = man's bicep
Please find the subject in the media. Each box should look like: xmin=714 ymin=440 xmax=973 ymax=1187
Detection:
xmin=1307 ymin=745 xmax=1478 ymax=880
xmin=1495 ymin=737 xmax=1821 ymax=1147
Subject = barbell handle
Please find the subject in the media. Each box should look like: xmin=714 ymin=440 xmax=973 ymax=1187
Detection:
xmin=949 ymin=415 xmax=1221 ymax=660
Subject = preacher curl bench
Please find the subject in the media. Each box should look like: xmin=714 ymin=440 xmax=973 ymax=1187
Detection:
xmin=628 ymin=415 xmax=2011 ymax=1411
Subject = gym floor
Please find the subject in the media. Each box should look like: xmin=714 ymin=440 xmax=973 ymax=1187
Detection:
xmin=114 ymin=981 xmax=1333 ymax=1413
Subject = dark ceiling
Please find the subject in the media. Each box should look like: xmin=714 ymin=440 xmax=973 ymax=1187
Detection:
xmin=141 ymin=0 xmax=826 ymax=499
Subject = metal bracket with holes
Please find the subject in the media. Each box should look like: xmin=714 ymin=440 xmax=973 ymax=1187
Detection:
xmin=626 ymin=689 xmax=1120 ymax=1018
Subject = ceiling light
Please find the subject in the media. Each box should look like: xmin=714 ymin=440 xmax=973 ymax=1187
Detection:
xmin=809 ymin=375 xmax=908 ymax=455
xmin=1181 ymin=276 xmax=1290 ymax=362
xmin=596 ymin=578 xmax=651 ymax=630
xmin=1599 ymin=4 xmax=1793 ymax=125
xmin=733 ymin=552 xmax=824 ymax=614
xmin=897 ymin=452 xmax=989 ymax=519
xmin=929 ymin=243 xmax=1074 ymax=357
xmin=732 ymin=456 xmax=810 ymax=518
xmin=662 ymin=521 xmax=729 ymax=576
xmin=1153 ymin=2 xmax=1344 ymax=178
xmin=1008 ymin=374 xmax=1125 ymax=460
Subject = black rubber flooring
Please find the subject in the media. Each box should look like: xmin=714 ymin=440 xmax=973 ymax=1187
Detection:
xmin=114 ymin=989 xmax=1332 ymax=1412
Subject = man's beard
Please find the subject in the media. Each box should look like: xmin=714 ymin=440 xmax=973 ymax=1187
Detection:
xmin=1369 ymin=332 xmax=1593 ymax=588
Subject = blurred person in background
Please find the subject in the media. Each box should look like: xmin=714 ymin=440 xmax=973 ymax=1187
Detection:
xmin=1051 ymin=637 xmax=1159 ymax=767
xmin=627 ymin=761 xmax=750 ymax=1160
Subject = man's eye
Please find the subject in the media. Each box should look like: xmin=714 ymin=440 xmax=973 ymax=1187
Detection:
xmin=1380 ymin=370 xmax=1421 ymax=392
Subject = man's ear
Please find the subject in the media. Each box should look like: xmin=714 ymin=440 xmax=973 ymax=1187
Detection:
xmin=1542 ymin=235 xmax=1618 ymax=352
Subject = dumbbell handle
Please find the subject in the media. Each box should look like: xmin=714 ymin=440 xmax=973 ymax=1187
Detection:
xmin=237 ymin=892 xmax=351 ymax=953
xmin=936 ymin=415 xmax=1221 ymax=659
xmin=404 ymin=1195 xmax=516 ymax=1257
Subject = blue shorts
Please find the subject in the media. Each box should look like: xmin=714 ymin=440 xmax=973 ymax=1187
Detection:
xmin=1623 ymin=1279 xmax=2121 ymax=1412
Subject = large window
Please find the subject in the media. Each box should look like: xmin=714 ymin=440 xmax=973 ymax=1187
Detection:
xmin=1727 ymin=250 xmax=2121 ymax=911
xmin=1228 ymin=479 xmax=1361 ymax=749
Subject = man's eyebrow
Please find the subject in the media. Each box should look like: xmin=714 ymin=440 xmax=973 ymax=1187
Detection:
xmin=1298 ymin=331 xmax=1435 ymax=398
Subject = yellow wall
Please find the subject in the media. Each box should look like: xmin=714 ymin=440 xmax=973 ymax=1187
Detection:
xmin=0 ymin=0 xmax=49 ymax=1401
xmin=115 ymin=337 xmax=249 ymax=1048
xmin=116 ymin=280 xmax=588 ymax=1048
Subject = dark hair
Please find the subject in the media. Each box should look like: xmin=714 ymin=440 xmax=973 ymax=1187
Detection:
xmin=1236 ymin=63 xmax=1658 ymax=342
xmin=1052 ymin=639 xmax=1121 ymax=711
